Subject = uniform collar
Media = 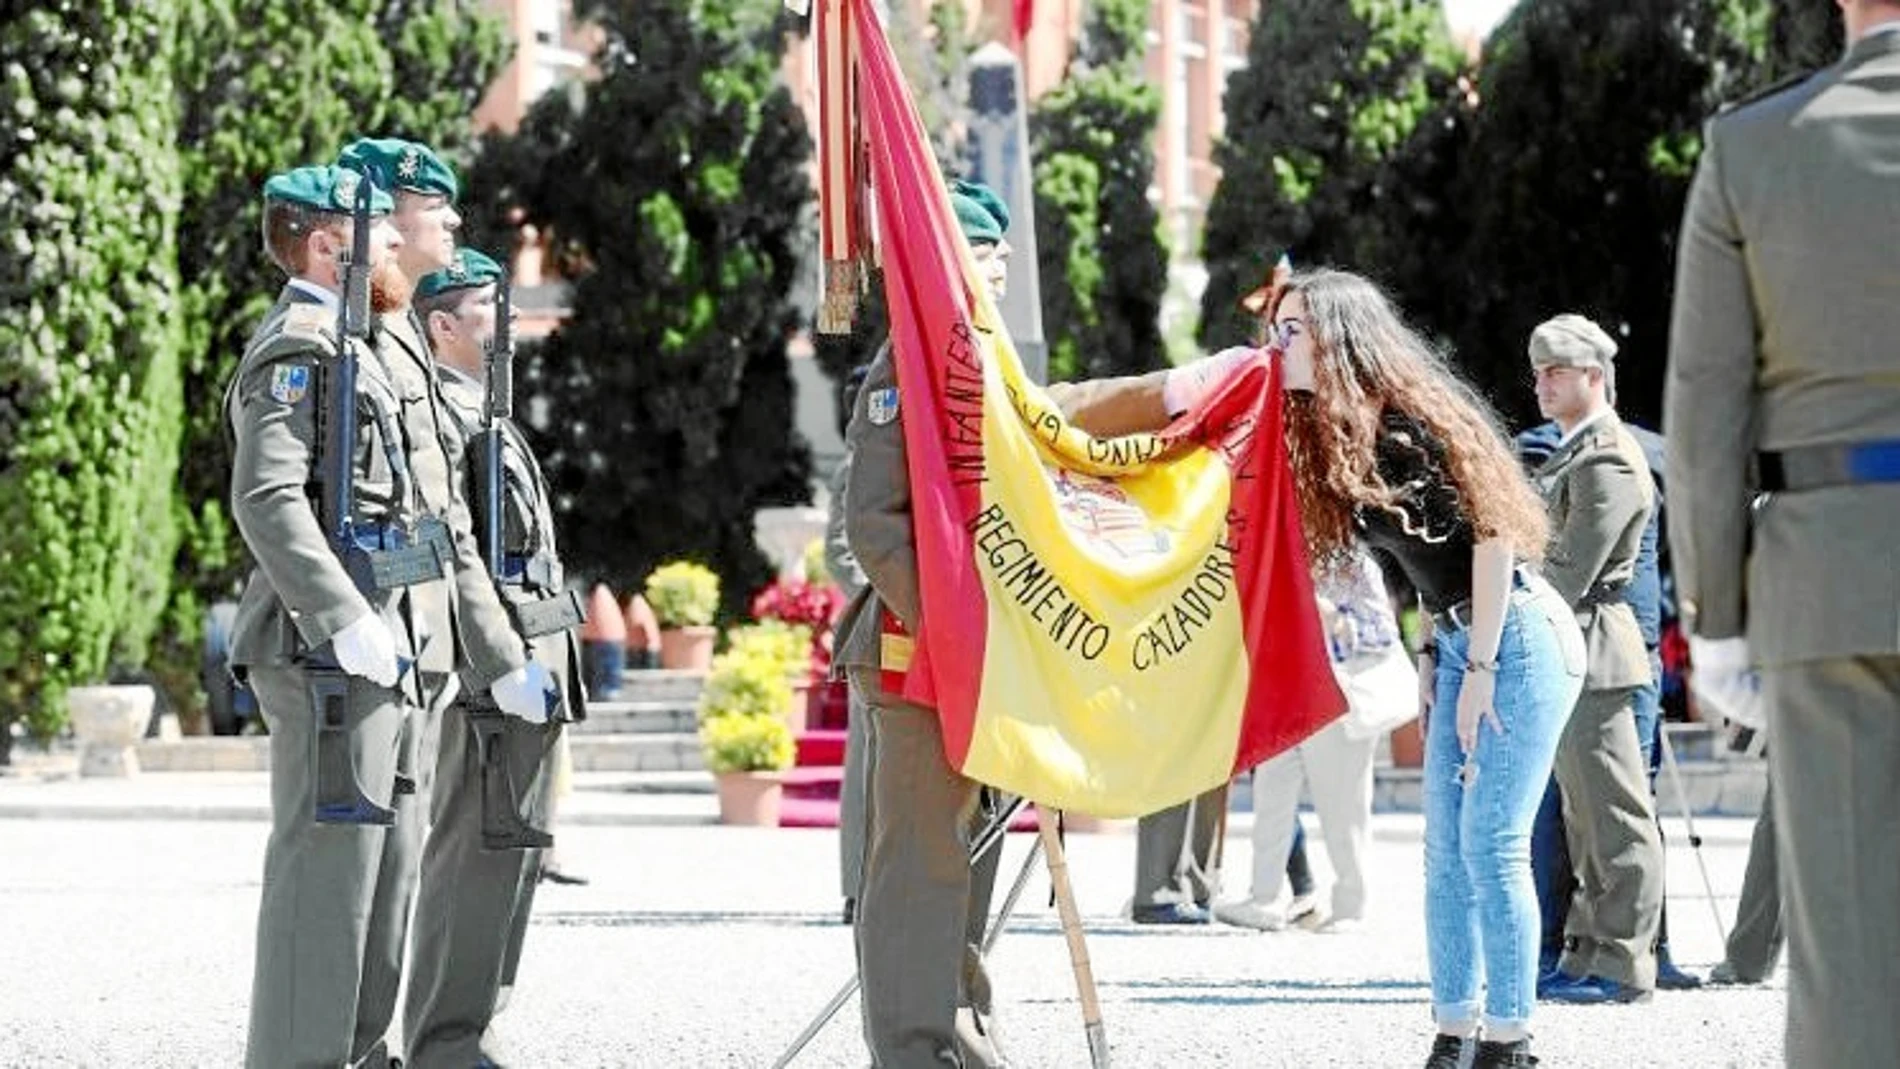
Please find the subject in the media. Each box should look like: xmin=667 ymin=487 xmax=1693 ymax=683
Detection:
xmin=437 ymin=362 xmax=480 ymax=388
xmin=286 ymin=278 xmax=339 ymax=314
xmin=1555 ymin=407 xmax=1614 ymax=450
xmin=1847 ymin=20 xmax=1900 ymax=63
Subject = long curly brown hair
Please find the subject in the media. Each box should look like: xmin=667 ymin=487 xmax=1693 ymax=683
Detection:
xmin=1278 ymin=269 xmax=1549 ymax=566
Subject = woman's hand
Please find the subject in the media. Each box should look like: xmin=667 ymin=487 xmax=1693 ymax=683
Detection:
xmin=1455 ymin=667 xmax=1503 ymax=756
xmin=1417 ymin=652 xmax=1437 ymax=730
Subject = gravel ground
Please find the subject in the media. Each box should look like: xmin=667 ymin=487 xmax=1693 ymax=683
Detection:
xmin=0 ymin=815 xmax=1782 ymax=1067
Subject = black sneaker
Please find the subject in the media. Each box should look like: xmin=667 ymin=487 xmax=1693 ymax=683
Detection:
xmin=1424 ymin=1033 xmax=1470 ymax=1069
xmin=1474 ymin=1038 xmax=1538 ymax=1068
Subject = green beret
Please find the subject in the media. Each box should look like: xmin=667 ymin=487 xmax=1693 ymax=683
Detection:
xmin=416 ymin=247 xmax=504 ymax=302
xmin=262 ymin=164 xmax=393 ymax=216
xmin=336 ymin=137 xmax=460 ymax=202
xmin=1528 ymin=313 xmax=1618 ymax=369
xmin=949 ymin=179 xmax=1010 ymax=245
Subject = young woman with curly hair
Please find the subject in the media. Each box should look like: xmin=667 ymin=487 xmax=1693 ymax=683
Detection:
xmin=1267 ymin=271 xmax=1583 ymax=1068
xmin=1054 ymin=268 xmax=1586 ymax=1068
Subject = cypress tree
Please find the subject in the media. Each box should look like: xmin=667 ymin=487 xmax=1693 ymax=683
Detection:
xmin=1197 ymin=0 xmax=1462 ymax=351
xmin=1030 ymin=0 xmax=1169 ymax=381
xmin=470 ymin=0 xmax=815 ymax=616
xmin=1450 ymin=0 xmax=1763 ymax=427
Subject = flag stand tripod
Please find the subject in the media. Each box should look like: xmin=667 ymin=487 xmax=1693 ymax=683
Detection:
xmin=771 ymin=796 xmax=1111 ymax=1068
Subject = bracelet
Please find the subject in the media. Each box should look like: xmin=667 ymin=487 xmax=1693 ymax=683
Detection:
xmin=1417 ymin=644 xmax=1437 ymax=659
xmin=1465 ymin=658 xmax=1499 ymax=674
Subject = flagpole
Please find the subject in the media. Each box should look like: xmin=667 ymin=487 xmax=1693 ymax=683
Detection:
xmin=1040 ymin=808 xmax=1111 ymax=1068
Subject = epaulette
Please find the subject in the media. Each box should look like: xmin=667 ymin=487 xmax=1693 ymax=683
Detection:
xmin=282 ymin=302 xmax=336 ymax=340
xmin=238 ymin=304 xmax=338 ymax=380
xmin=1717 ymin=68 xmax=1815 ymax=115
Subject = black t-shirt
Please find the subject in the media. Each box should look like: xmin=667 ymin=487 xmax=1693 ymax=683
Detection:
xmin=1352 ymin=410 xmax=1475 ymax=614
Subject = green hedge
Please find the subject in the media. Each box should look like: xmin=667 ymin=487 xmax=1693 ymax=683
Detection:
xmin=0 ymin=0 xmax=185 ymax=752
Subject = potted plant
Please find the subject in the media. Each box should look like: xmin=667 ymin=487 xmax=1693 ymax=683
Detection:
xmin=699 ymin=649 xmax=798 ymax=825
xmin=644 ymin=561 xmax=721 ymax=671
xmin=700 ymin=712 xmax=796 ymax=825
xmin=724 ymin=620 xmax=815 ymax=732
xmin=750 ymin=575 xmax=846 ymax=726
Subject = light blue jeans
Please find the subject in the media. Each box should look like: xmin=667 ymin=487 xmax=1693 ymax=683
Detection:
xmin=1424 ymin=576 xmax=1584 ymax=1033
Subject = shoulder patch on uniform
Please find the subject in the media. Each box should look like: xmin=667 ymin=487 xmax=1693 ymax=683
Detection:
xmin=284 ymin=303 xmax=334 ymax=336
xmin=268 ymin=364 xmax=312 ymax=404
xmin=866 ymin=386 xmax=899 ymax=426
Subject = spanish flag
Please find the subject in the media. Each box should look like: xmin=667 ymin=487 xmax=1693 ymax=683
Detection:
xmin=836 ymin=0 xmax=1345 ymax=818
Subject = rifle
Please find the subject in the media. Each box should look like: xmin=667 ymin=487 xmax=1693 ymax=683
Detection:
xmin=309 ymin=171 xmax=403 ymax=826
xmin=468 ymin=271 xmax=559 ymax=850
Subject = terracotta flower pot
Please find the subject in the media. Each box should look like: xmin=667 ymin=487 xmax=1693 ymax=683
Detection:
xmin=659 ymin=625 xmax=716 ymax=671
xmin=715 ymin=770 xmax=785 ymax=826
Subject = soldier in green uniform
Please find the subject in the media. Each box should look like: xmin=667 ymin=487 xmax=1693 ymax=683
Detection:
xmin=228 ymin=164 xmax=445 ymax=1068
xmin=402 ymin=248 xmax=587 ymax=1068
xmin=833 ymin=179 xmax=1012 ymax=1068
xmin=1519 ymin=315 xmax=1663 ymax=1005
xmin=333 ymin=137 xmax=555 ymax=1067
xmin=1667 ymin=3 xmax=1900 ymax=1062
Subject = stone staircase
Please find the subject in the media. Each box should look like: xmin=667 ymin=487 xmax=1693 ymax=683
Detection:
xmin=567 ymin=670 xmax=706 ymax=773
xmin=121 ymin=671 xmax=717 ymax=776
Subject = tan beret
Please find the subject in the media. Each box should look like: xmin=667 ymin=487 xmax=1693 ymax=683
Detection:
xmin=1528 ymin=314 xmax=1617 ymax=369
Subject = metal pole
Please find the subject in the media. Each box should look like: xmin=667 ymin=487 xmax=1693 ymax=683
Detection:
xmin=771 ymin=795 xmax=1031 ymax=1068
xmin=1657 ymin=725 xmax=1730 ymax=944
xmin=984 ymin=834 xmax=1045 ymax=955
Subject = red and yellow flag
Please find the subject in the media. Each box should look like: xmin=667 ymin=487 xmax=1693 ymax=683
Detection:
xmin=838 ymin=0 xmax=1345 ymax=817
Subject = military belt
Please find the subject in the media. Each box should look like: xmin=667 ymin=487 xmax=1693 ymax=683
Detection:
xmin=1432 ymin=566 xmax=1533 ymax=633
xmin=1759 ymin=440 xmax=1900 ymax=493
xmin=512 ymin=589 xmax=586 ymax=639
xmin=501 ymin=551 xmax=561 ymax=592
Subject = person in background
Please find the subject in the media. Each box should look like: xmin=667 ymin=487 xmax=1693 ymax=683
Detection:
xmin=1215 ymin=547 xmax=1398 ymax=934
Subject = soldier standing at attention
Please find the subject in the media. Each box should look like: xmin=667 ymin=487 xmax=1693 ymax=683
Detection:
xmin=334 ymin=137 xmax=554 ymax=1068
xmin=834 ymin=179 xmax=1013 ymax=1068
xmin=1667 ymin=3 xmax=1900 ymax=1063
xmin=403 ymin=248 xmax=587 ymax=1068
xmin=1518 ymin=315 xmax=1664 ymax=1006
xmin=229 ymin=165 xmax=427 ymax=1068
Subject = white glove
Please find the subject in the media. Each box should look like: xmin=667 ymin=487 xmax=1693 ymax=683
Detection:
xmin=1688 ymin=636 xmax=1763 ymax=730
xmin=332 ymin=612 xmax=401 ymax=688
xmin=489 ymin=662 xmax=556 ymax=724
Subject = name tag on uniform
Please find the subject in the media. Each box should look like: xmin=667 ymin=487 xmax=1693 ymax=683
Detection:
xmin=867 ymin=387 xmax=899 ymax=426
xmin=270 ymin=364 xmax=311 ymax=404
